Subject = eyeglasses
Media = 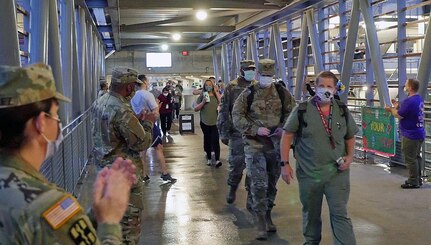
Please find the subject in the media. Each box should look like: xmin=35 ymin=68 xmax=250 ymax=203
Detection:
xmin=45 ymin=112 xmax=61 ymax=123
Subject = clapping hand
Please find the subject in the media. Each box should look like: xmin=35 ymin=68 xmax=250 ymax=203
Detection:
xmin=92 ymin=157 xmax=136 ymax=224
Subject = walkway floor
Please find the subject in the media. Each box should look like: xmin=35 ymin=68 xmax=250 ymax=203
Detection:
xmin=78 ymin=113 xmax=431 ymax=245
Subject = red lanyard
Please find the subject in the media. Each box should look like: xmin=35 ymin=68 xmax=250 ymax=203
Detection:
xmin=315 ymin=98 xmax=335 ymax=149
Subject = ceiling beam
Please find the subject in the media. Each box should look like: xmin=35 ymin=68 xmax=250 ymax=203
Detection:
xmin=118 ymin=0 xmax=280 ymax=10
xmin=121 ymin=13 xmax=245 ymax=30
xmin=107 ymin=0 xmax=121 ymax=49
xmin=265 ymin=0 xmax=287 ymax=7
xmin=122 ymin=25 xmax=235 ymax=33
xmin=122 ymin=38 xmax=212 ymax=45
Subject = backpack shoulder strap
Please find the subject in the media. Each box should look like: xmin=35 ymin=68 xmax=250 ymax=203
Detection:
xmin=246 ymin=85 xmax=255 ymax=113
xmin=296 ymin=101 xmax=308 ymax=139
xmin=274 ymin=83 xmax=286 ymax=124
xmin=335 ymin=99 xmax=348 ymax=124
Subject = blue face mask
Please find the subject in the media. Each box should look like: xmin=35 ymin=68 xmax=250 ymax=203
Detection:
xmin=244 ymin=70 xmax=256 ymax=81
xmin=205 ymin=86 xmax=213 ymax=91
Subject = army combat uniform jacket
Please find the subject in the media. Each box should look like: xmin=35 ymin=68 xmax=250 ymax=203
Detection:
xmin=217 ymin=77 xmax=257 ymax=140
xmin=93 ymin=91 xmax=153 ymax=167
xmin=232 ymin=83 xmax=296 ymax=149
xmin=0 ymin=153 xmax=122 ymax=244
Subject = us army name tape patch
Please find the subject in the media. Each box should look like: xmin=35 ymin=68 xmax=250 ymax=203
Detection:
xmin=42 ymin=196 xmax=81 ymax=229
xmin=69 ymin=218 xmax=97 ymax=244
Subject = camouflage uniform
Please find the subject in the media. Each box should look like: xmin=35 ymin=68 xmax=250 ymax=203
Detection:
xmin=93 ymin=68 xmax=152 ymax=179
xmin=0 ymin=64 xmax=122 ymax=244
xmin=92 ymin=68 xmax=153 ymax=244
xmin=232 ymin=59 xmax=295 ymax=239
xmin=217 ymin=60 xmax=256 ymax=205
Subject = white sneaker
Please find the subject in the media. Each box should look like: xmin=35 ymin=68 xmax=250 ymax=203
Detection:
xmin=207 ymin=159 xmax=212 ymax=166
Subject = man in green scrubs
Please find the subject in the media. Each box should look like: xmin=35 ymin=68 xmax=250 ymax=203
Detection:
xmin=280 ymin=71 xmax=358 ymax=245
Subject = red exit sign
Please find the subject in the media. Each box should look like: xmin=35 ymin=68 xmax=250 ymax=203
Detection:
xmin=181 ymin=51 xmax=189 ymax=56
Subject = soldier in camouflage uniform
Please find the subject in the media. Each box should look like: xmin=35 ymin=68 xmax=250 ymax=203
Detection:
xmin=232 ymin=59 xmax=295 ymax=240
xmin=93 ymin=67 xmax=156 ymax=244
xmin=0 ymin=64 xmax=137 ymax=244
xmin=217 ymin=60 xmax=257 ymax=205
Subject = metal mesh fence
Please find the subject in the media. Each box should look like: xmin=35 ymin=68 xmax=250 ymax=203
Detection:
xmin=40 ymin=108 xmax=93 ymax=195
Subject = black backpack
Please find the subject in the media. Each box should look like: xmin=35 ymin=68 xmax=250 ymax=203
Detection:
xmin=246 ymin=83 xmax=286 ymax=124
xmin=295 ymin=99 xmax=349 ymax=145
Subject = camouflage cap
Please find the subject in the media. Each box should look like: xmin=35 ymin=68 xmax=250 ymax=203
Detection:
xmin=111 ymin=67 xmax=143 ymax=84
xmin=240 ymin=60 xmax=256 ymax=70
xmin=258 ymin=59 xmax=275 ymax=76
xmin=0 ymin=63 xmax=71 ymax=108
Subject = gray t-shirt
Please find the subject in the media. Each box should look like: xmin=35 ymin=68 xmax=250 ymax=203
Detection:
xmin=283 ymin=99 xmax=358 ymax=180
xmin=131 ymin=89 xmax=158 ymax=115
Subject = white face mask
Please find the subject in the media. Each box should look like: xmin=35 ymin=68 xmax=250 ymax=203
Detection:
xmin=404 ymin=86 xmax=409 ymax=95
xmin=316 ymin=87 xmax=334 ymax=103
xmin=163 ymin=92 xmax=169 ymax=96
xmin=243 ymin=70 xmax=256 ymax=81
xmin=259 ymin=76 xmax=273 ymax=88
xmin=41 ymin=123 xmax=63 ymax=161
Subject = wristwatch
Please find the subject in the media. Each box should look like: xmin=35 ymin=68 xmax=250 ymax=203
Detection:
xmin=280 ymin=161 xmax=289 ymax=167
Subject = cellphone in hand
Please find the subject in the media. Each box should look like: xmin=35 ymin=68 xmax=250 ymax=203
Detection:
xmin=203 ymin=91 xmax=210 ymax=102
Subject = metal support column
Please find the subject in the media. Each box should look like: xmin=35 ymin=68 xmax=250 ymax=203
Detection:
xmin=71 ymin=7 xmax=82 ymax=117
xmin=60 ymin=0 xmax=75 ymax=123
xmin=365 ymin=40 xmax=375 ymax=106
xmin=232 ymin=39 xmax=241 ymax=78
xmin=286 ymin=20 xmax=294 ymax=92
xmin=30 ymin=0 xmax=49 ymax=63
xmin=248 ymin=32 xmax=259 ymax=66
xmin=397 ymin=0 xmax=407 ymax=102
xmin=272 ymin=23 xmax=288 ymax=83
xmin=268 ymin=27 xmax=276 ymax=61
xmin=358 ymin=0 xmax=390 ymax=106
xmin=48 ymin=0 xmax=66 ymax=124
xmin=417 ymin=11 xmax=431 ymax=99
xmin=317 ymin=7 xmax=325 ymax=70
xmin=339 ymin=0 xmax=361 ymax=103
xmin=0 ymin=0 xmax=20 ymax=66
xmin=305 ymin=9 xmax=324 ymax=73
xmin=212 ymin=47 xmax=220 ymax=80
xmin=294 ymin=13 xmax=309 ymax=100
xmin=77 ymin=7 xmax=86 ymax=113
xmin=263 ymin=28 xmax=270 ymax=58
xmin=85 ymin=23 xmax=92 ymax=108
xmin=221 ymin=43 xmax=230 ymax=83
xmin=338 ymin=0 xmax=347 ymax=70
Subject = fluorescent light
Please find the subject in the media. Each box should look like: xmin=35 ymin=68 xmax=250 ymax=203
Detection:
xmin=161 ymin=43 xmax=169 ymax=51
xmin=172 ymin=33 xmax=181 ymax=41
xmin=105 ymin=50 xmax=115 ymax=59
xmin=362 ymin=85 xmax=368 ymax=91
xmin=196 ymin=10 xmax=207 ymax=20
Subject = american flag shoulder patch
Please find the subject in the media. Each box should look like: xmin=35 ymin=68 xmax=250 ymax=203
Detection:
xmin=42 ymin=195 xmax=82 ymax=230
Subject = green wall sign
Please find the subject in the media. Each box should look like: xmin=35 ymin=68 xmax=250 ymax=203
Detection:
xmin=361 ymin=107 xmax=396 ymax=156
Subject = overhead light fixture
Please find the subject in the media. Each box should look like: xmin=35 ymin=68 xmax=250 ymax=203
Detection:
xmin=362 ymin=85 xmax=368 ymax=91
xmin=172 ymin=33 xmax=181 ymax=41
xmin=196 ymin=10 xmax=207 ymax=20
xmin=161 ymin=43 xmax=169 ymax=51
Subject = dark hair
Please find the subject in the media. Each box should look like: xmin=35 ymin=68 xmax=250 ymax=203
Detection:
xmin=209 ymin=76 xmax=215 ymax=80
xmin=316 ymin=71 xmax=338 ymax=86
xmin=100 ymin=83 xmax=108 ymax=90
xmin=407 ymin=78 xmax=419 ymax=92
xmin=0 ymin=98 xmax=55 ymax=149
xmin=162 ymin=87 xmax=169 ymax=93
xmin=138 ymin=74 xmax=147 ymax=82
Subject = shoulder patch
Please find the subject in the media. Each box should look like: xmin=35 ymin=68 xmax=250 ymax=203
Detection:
xmin=69 ymin=218 xmax=97 ymax=245
xmin=43 ymin=196 xmax=81 ymax=230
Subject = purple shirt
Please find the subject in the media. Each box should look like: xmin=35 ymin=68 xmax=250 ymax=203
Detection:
xmin=397 ymin=94 xmax=425 ymax=140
